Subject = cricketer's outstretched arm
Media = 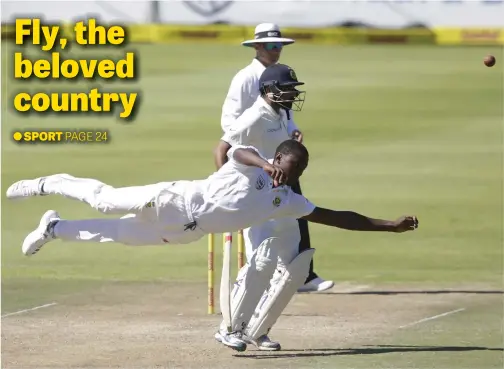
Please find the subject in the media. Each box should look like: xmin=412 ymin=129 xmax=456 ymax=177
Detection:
xmin=302 ymin=208 xmax=418 ymax=233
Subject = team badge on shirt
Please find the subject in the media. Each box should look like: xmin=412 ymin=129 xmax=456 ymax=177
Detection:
xmin=255 ymin=175 xmax=266 ymax=190
xmin=273 ymin=196 xmax=282 ymax=207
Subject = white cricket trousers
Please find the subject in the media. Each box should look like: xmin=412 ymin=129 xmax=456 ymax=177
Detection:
xmin=243 ymin=218 xmax=300 ymax=269
xmin=42 ymin=174 xmax=204 ymax=246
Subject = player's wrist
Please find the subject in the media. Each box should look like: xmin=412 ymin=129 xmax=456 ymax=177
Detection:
xmin=377 ymin=220 xmax=397 ymax=232
xmin=261 ymin=162 xmax=272 ymax=170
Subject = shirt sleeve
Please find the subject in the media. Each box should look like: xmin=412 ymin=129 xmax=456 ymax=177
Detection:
xmin=220 ymin=107 xmax=262 ymax=147
xmin=225 ymin=145 xmax=265 ymax=174
xmin=221 ymin=72 xmax=254 ymax=133
xmin=226 ymin=144 xmax=263 ymax=162
xmin=286 ymin=111 xmax=299 ymax=136
xmin=278 ymin=190 xmax=316 ymax=219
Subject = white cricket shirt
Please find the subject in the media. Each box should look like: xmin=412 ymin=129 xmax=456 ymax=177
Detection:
xmin=187 ymin=145 xmax=316 ymax=234
xmin=221 ymin=96 xmax=291 ymax=160
xmin=221 ymin=58 xmax=299 ymax=135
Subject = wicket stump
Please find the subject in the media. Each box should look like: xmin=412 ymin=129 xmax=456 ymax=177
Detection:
xmin=207 ymin=230 xmax=244 ymax=314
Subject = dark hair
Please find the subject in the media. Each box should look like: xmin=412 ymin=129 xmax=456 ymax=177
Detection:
xmin=275 ymin=140 xmax=309 ymax=160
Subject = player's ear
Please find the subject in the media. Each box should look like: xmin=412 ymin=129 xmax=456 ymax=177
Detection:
xmin=275 ymin=152 xmax=282 ymax=164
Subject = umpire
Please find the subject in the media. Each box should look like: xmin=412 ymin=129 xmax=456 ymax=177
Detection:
xmin=220 ymin=23 xmax=334 ymax=292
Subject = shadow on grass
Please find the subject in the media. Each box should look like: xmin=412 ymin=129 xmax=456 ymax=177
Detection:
xmin=236 ymin=344 xmax=504 ymax=359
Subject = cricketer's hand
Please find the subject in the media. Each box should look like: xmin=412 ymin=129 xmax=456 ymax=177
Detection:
xmin=393 ymin=216 xmax=419 ymax=233
xmin=262 ymin=163 xmax=287 ymax=187
xmin=291 ymin=130 xmax=303 ymax=143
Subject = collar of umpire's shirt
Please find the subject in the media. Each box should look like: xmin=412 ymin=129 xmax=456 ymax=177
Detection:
xmin=251 ymin=58 xmax=266 ymax=74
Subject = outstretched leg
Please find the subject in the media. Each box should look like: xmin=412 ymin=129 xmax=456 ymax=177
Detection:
xmin=7 ymin=174 xmax=167 ymax=215
xmin=22 ymin=210 xmax=166 ymax=256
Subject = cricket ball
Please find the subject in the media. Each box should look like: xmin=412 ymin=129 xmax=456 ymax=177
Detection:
xmin=484 ymin=55 xmax=496 ymax=67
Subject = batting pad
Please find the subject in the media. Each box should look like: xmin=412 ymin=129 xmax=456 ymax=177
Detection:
xmin=245 ymin=248 xmax=315 ymax=339
xmin=219 ymin=237 xmax=278 ymax=333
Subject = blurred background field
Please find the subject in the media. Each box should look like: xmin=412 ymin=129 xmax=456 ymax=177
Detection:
xmin=2 ymin=43 xmax=502 ymax=306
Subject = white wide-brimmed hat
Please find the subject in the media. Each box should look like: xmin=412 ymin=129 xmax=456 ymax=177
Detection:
xmin=241 ymin=23 xmax=295 ymax=47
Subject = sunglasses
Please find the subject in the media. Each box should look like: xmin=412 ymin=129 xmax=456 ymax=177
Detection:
xmin=264 ymin=42 xmax=283 ymax=51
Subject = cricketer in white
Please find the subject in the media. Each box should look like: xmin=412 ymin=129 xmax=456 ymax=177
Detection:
xmin=215 ymin=63 xmax=307 ymax=351
xmin=6 ymin=140 xmax=418 ymax=353
xmin=215 ymin=62 xmax=330 ymax=351
xmin=6 ymin=143 xmax=314 ymax=254
xmin=221 ymin=23 xmax=333 ymax=296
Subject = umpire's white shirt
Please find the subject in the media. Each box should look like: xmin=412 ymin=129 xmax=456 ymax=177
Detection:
xmin=221 ymin=58 xmax=299 ymax=135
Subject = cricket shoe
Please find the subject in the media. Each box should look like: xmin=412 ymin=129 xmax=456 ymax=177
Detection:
xmin=6 ymin=177 xmax=46 ymax=199
xmin=297 ymin=277 xmax=335 ymax=293
xmin=243 ymin=334 xmax=281 ymax=351
xmin=22 ymin=210 xmax=60 ymax=256
xmin=214 ymin=330 xmax=247 ymax=352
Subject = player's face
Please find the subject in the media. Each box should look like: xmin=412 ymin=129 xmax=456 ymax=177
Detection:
xmin=266 ymin=84 xmax=306 ymax=112
xmin=276 ymin=153 xmax=308 ymax=185
xmin=276 ymin=85 xmax=302 ymax=110
xmin=256 ymin=43 xmax=283 ymax=65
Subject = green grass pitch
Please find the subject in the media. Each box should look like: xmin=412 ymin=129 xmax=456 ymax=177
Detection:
xmin=1 ymin=43 xmax=503 ymax=368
